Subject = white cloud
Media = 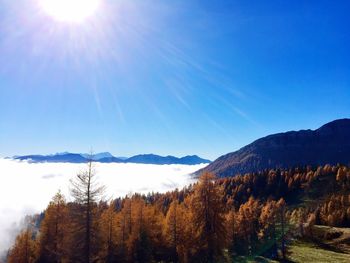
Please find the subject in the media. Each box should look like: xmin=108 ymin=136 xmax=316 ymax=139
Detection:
xmin=0 ymin=158 xmax=206 ymax=257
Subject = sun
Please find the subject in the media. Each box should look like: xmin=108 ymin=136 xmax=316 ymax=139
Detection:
xmin=39 ymin=0 xmax=100 ymax=23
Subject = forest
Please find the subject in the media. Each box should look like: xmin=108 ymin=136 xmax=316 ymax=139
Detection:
xmin=7 ymin=162 xmax=350 ymax=263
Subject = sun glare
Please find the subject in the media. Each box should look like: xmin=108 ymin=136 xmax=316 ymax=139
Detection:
xmin=39 ymin=0 xmax=100 ymax=23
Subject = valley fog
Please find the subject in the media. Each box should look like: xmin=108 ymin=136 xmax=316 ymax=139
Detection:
xmin=0 ymin=158 xmax=206 ymax=257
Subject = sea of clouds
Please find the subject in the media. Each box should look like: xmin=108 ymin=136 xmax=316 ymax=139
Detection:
xmin=0 ymin=158 xmax=206 ymax=257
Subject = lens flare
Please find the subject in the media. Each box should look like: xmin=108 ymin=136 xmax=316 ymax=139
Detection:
xmin=39 ymin=0 xmax=100 ymax=23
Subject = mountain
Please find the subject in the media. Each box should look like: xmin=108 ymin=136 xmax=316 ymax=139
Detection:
xmin=116 ymin=156 xmax=128 ymax=160
xmin=125 ymin=154 xmax=211 ymax=165
xmin=178 ymin=155 xmax=212 ymax=165
xmin=98 ymin=156 xmax=124 ymax=163
xmin=81 ymin=152 xmax=114 ymax=160
xmin=125 ymin=154 xmax=178 ymax=164
xmin=197 ymin=118 xmax=350 ymax=177
xmin=14 ymin=153 xmax=87 ymax=163
xmin=13 ymin=152 xmax=210 ymax=165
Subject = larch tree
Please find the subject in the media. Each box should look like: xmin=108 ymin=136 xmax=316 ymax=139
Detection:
xmin=225 ymin=197 xmax=237 ymax=257
xmin=69 ymin=159 xmax=105 ymax=263
xmin=99 ymin=202 xmax=118 ymax=263
xmin=37 ymin=191 xmax=68 ymax=263
xmin=236 ymin=197 xmax=260 ymax=256
xmin=164 ymin=200 xmax=181 ymax=262
xmin=190 ymin=172 xmax=226 ymax=262
xmin=259 ymin=200 xmax=278 ymax=258
xmin=143 ymin=205 xmax=164 ymax=261
xmin=114 ymin=196 xmax=133 ymax=262
xmin=126 ymin=198 xmax=153 ymax=263
xmin=8 ymin=229 xmax=37 ymax=263
xmin=277 ymin=198 xmax=287 ymax=260
xmin=171 ymin=197 xmax=194 ymax=263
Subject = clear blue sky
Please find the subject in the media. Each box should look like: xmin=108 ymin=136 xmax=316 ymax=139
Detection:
xmin=0 ymin=0 xmax=349 ymax=160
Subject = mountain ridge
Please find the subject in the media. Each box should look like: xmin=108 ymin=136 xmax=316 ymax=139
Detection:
xmin=197 ymin=118 xmax=350 ymax=177
xmin=12 ymin=152 xmax=211 ymax=165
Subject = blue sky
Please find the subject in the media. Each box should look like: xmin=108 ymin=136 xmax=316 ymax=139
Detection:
xmin=0 ymin=0 xmax=349 ymax=160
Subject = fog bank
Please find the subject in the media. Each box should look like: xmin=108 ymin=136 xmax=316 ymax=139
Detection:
xmin=0 ymin=158 xmax=206 ymax=257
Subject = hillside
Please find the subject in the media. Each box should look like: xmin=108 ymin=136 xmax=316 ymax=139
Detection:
xmin=198 ymin=118 xmax=350 ymax=177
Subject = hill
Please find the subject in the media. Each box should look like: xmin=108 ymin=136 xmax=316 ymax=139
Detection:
xmin=197 ymin=118 xmax=350 ymax=177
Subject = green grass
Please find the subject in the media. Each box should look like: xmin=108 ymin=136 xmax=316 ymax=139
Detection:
xmin=231 ymin=256 xmax=278 ymax=263
xmin=289 ymin=242 xmax=350 ymax=263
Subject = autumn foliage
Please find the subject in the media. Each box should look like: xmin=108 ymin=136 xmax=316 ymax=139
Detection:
xmin=7 ymin=164 xmax=350 ymax=262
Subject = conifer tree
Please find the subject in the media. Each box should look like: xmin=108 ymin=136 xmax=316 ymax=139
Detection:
xmin=277 ymin=198 xmax=287 ymax=260
xmin=99 ymin=202 xmax=118 ymax=262
xmin=164 ymin=200 xmax=181 ymax=262
xmin=259 ymin=200 xmax=278 ymax=258
xmin=37 ymin=191 xmax=68 ymax=263
xmin=8 ymin=229 xmax=37 ymax=263
xmin=69 ymin=159 xmax=105 ymax=263
xmin=190 ymin=172 xmax=226 ymax=262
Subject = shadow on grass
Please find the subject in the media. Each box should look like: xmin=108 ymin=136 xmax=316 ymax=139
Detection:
xmin=232 ymin=255 xmax=295 ymax=263
xmin=304 ymin=237 xmax=349 ymax=254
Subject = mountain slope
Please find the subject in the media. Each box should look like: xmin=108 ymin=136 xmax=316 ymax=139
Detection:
xmin=197 ymin=118 xmax=350 ymax=177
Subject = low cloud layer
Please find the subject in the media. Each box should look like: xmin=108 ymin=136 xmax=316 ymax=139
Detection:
xmin=0 ymin=158 xmax=206 ymax=257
